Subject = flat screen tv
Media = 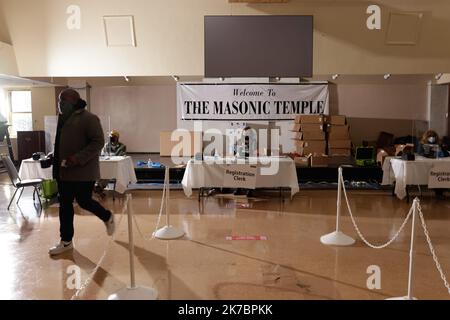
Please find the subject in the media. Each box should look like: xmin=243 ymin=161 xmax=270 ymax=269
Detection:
xmin=204 ymin=15 xmax=313 ymax=78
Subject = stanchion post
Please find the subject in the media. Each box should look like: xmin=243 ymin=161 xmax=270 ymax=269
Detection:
xmin=320 ymin=166 xmax=356 ymax=246
xmin=108 ymin=194 xmax=158 ymax=300
xmin=154 ymin=167 xmax=185 ymax=240
xmin=128 ymin=193 xmax=136 ymax=288
xmin=336 ymin=166 xmax=342 ymax=232
xmin=387 ymin=197 xmax=419 ymax=300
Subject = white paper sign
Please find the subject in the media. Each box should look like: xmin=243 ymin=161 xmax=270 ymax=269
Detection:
xmin=223 ymin=164 xmax=257 ymax=189
xmin=428 ymin=163 xmax=450 ymax=188
xmin=178 ymin=82 xmax=329 ymax=120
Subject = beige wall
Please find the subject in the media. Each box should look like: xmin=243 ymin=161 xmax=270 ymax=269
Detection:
xmin=31 ymin=87 xmax=56 ymax=131
xmin=0 ymin=41 xmax=18 ymax=75
xmin=90 ymin=85 xmax=177 ymax=152
xmin=2 ymin=0 xmax=450 ymax=77
xmin=89 ymin=81 xmax=429 ymax=152
xmin=332 ymin=84 xmax=428 ymax=121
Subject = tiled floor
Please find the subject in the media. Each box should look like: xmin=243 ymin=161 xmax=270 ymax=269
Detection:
xmin=0 ymin=173 xmax=449 ymax=300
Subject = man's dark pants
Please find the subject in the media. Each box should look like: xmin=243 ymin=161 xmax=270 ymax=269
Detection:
xmin=58 ymin=181 xmax=111 ymax=242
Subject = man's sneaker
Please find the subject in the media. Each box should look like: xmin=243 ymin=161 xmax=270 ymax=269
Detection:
xmin=48 ymin=241 xmax=73 ymax=256
xmin=105 ymin=212 xmax=115 ymax=236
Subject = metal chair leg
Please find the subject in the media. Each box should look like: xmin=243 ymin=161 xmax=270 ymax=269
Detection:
xmin=16 ymin=187 xmax=24 ymax=204
xmin=8 ymin=188 xmax=19 ymax=210
xmin=35 ymin=186 xmax=43 ymax=211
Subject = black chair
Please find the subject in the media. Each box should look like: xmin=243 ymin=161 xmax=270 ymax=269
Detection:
xmin=1 ymin=155 xmax=43 ymax=210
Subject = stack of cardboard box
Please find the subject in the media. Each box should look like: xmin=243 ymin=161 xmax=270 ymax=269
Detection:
xmin=327 ymin=115 xmax=352 ymax=156
xmin=291 ymin=115 xmax=329 ymax=167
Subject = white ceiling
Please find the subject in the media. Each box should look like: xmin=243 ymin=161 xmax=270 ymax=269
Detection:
xmin=0 ymin=74 xmax=56 ymax=87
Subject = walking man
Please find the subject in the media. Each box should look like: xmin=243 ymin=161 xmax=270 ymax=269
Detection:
xmin=49 ymin=88 xmax=115 ymax=256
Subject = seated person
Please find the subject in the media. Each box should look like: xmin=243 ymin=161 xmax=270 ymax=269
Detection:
xmin=417 ymin=130 xmax=440 ymax=158
xmin=95 ymin=130 xmax=127 ymax=198
xmin=234 ymin=126 xmax=257 ymax=197
xmin=101 ymin=130 xmax=126 ymax=156
xmin=417 ymin=130 xmax=448 ymax=199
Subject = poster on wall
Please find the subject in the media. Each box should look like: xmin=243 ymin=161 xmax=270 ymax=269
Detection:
xmin=178 ymin=83 xmax=329 ymax=120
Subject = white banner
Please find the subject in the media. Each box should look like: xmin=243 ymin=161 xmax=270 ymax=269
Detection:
xmin=178 ymin=83 xmax=329 ymax=120
xmin=223 ymin=164 xmax=257 ymax=189
xmin=428 ymin=163 xmax=450 ymax=188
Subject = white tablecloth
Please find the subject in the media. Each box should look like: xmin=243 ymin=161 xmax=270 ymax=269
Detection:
xmin=381 ymin=155 xmax=450 ymax=199
xmin=18 ymin=156 xmax=137 ymax=194
xmin=182 ymin=156 xmax=299 ymax=198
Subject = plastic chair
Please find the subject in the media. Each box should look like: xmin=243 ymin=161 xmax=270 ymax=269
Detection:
xmin=1 ymin=155 xmax=43 ymax=210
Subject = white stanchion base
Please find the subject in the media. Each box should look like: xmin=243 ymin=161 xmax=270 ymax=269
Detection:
xmin=385 ymin=296 xmax=417 ymax=300
xmin=107 ymin=286 xmax=158 ymax=300
xmin=320 ymin=231 xmax=356 ymax=246
xmin=153 ymin=225 xmax=185 ymax=240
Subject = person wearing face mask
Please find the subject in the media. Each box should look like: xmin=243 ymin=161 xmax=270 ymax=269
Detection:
xmin=417 ymin=130 xmax=440 ymax=158
xmin=101 ymin=130 xmax=127 ymax=157
xmin=94 ymin=130 xmax=127 ymax=198
xmin=49 ymin=88 xmax=115 ymax=256
xmin=416 ymin=130 xmax=448 ymax=199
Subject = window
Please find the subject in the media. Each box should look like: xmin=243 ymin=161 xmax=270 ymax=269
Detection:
xmin=9 ymin=90 xmax=32 ymax=136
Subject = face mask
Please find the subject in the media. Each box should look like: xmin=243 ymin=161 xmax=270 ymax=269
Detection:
xmin=58 ymin=100 xmax=74 ymax=115
xmin=428 ymin=136 xmax=436 ymax=144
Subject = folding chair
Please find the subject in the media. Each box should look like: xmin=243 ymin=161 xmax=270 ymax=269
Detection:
xmin=1 ymin=155 xmax=43 ymax=210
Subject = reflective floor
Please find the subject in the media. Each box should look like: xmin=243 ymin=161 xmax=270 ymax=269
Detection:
xmin=0 ymin=173 xmax=449 ymax=300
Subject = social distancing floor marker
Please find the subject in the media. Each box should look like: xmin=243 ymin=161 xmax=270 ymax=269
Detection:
xmin=226 ymin=235 xmax=268 ymax=240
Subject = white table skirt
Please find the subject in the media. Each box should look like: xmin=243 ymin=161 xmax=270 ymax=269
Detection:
xmin=18 ymin=156 xmax=137 ymax=194
xmin=182 ymin=156 xmax=299 ymax=198
xmin=382 ymin=156 xmax=450 ymax=199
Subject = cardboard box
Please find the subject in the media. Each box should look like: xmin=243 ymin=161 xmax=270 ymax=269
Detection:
xmin=327 ymin=115 xmax=346 ymax=125
xmin=295 ymin=140 xmax=326 ymax=149
xmin=296 ymin=140 xmax=326 ymax=155
xmin=328 ymin=125 xmax=350 ymax=140
xmin=291 ymin=123 xmax=302 ymax=132
xmin=310 ymin=155 xmax=329 ymax=167
xmin=295 ymin=114 xmax=326 ymax=124
xmin=329 ymin=132 xmax=351 ymax=140
xmin=300 ymin=123 xmax=325 ymax=132
xmin=329 ymin=148 xmax=351 ymax=156
xmin=328 ymin=140 xmax=352 ymax=149
xmin=294 ymin=131 xmax=325 ymax=141
xmin=328 ymin=124 xmax=349 ymax=134
xmin=294 ymin=156 xmax=311 ymax=167
xmin=160 ymin=130 xmax=202 ymax=156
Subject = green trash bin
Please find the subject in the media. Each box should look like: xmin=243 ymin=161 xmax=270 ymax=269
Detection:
xmin=41 ymin=179 xmax=58 ymax=200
